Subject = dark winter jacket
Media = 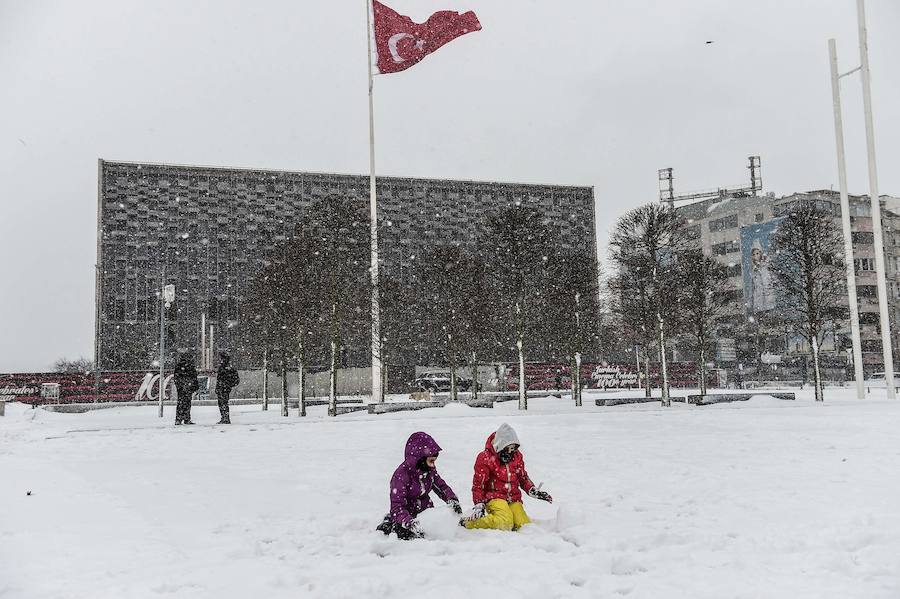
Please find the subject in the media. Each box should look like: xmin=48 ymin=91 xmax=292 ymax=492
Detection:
xmin=173 ymin=358 xmax=199 ymax=394
xmin=471 ymin=423 xmax=535 ymax=505
xmin=216 ymin=362 xmax=240 ymax=395
xmin=388 ymin=432 xmax=458 ymax=526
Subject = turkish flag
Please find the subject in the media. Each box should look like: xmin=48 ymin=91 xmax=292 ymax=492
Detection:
xmin=372 ymin=1 xmax=481 ymax=75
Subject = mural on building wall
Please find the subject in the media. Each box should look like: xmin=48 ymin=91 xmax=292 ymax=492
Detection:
xmin=740 ymin=218 xmax=783 ymax=314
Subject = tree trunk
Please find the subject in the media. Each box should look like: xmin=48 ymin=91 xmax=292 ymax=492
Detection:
xmin=262 ymin=349 xmax=269 ymax=411
xmin=471 ymin=351 xmax=478 ymax=401
xmin=658 ymin=315 xmax=670 ymax=407
xmin=280 ymin=353 xmax=288 ymax=417
xmin=517 ymin=337 xmax=527 ymax=410
xmin=448 ymin=333 xmax=457 ymax=402
xmin=328 ymin=303 xmax=337 ymax=417
xmin=298 ymin=331 xmax=306 ymax=417
xmin=516 ymin=299 xmax=527 ymax=410
xmin=699 ymin=343 xmax=707 ymax=396
xmin=812 ymin=335 xmax=824 ymax=402
xmin=573 ymin=352 xmax=582 ymax=407
xmin=643 ymin=347 xmax=652 ymax=398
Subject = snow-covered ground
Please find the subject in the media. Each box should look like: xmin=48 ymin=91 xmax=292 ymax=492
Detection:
xmin=1 ymin=389 xmax=899 ymax=599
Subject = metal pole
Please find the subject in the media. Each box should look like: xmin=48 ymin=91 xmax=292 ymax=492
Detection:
xmin=159 ymin=268 xmax=166 ymax=418
xmin=209 ymin=325 xmax=215 ymax=371
xmin=829 ymin=38 xmax=865 ymax=399
xmin=94 ymin=160 xmax=104 ymax=402
xmin=201 ymin=312 xmax=206 ymax=370
xmin=366 ymin=0 xmax=383 ymax=403
xmin=94 ymin=263 xmax=102 ymax=401
xmin=857 ymin=0 xmax=895 ymax=398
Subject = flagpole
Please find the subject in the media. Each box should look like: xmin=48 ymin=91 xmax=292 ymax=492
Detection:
xmin=366 ymin=0 xmax=384 ymax=403
xmin=857 ymin=0 xmax=895 ymax=399
xmin=829 ymin=39 xmax=865 ymax=399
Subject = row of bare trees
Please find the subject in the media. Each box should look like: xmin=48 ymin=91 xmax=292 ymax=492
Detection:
xmin=241 ymin=199 xmax=602 ymax=413
xmin=607 ymin=201 xmax=845 ymax=403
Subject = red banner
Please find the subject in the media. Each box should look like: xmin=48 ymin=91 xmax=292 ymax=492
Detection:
xmin=372 ymin=1 xmax=481 ymax=74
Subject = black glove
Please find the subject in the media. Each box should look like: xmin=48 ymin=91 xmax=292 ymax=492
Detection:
xmin=528 ymin=487 xmax=553 ymax=503
xmin=396 ymin=520 xmax=424 ymax=540
xmin=448 ymin=499 xmax=463 ymax=515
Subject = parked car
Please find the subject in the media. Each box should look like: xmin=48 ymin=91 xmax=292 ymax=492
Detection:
xmin=413 ymin=371 xmax=480 ymax=393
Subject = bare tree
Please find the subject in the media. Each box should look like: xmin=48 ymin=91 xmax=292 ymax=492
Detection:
xmin=415 ymin=246 xmax=493 ymax=402
xmin=769 ymin=205 xmax=845 ymax=402
xmin=53 ymin=356 xmax=95 ymax=373
xmin=544 ymin=252 xmax=602 ymax=406
xmin=676 ymin=249 xmax=733 ymax=395
xmin=609 ymin=204 xmax=685 ymax=406
xmin=483 ymin=205 xmax=555 ymax=410
xmin=303 ymin=196 xmax=369 ymax=415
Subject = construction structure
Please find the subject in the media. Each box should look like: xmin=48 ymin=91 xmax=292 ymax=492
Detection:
xmin=659 ymin=156 xmax=763 ymax=208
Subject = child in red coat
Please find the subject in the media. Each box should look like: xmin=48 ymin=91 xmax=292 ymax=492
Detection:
xmin=462 ymin=423 xmax=552 ymax=531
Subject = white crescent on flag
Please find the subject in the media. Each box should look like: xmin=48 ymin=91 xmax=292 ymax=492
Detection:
xmin=388 ymin=32 xmax=415 ymax=63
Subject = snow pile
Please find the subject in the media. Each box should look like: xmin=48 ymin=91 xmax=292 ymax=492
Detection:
xmin=1 ymin=391 xmax=899 ymax=598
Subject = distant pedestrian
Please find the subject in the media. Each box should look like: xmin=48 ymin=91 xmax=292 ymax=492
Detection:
xmin=215 ymin=353 xmax=240 ymax=425
xmin=173 ymin=353 xmax=199 ymax=425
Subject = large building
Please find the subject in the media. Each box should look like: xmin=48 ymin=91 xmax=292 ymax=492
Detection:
xmin=95 ymin=160 xmax=597 ymax=372
xmin=677 ymin=189 xmax=900 ymax=378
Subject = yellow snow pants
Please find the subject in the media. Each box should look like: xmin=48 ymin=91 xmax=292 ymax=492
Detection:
xmin=465 ymin=499 xmax=531 ymax=531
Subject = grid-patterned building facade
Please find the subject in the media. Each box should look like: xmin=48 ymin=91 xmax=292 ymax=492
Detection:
xmin=95 ymin=160 xmax=597 ymax=371
xmin=677 ymin=189 xmax=900 ymax=377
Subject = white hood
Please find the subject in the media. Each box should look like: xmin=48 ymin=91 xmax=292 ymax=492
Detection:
xmin=492 ymin=423 xmax=520 ymax=453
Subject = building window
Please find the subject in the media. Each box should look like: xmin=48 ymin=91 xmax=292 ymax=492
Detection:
xmin=755 ymin=213 xmax=764 ymax=222
xmin=852 ymin=232 xmax=875 ymax=245
xmin=726 ymin=263 xmax=742 ymax=277
xmin=857 ymin=285 xmax=877 ymax=297
xmin=683 ymin=225 xmax=701 ymax=240
xmin=709 ymin=214 xmax=739 ymax=232
xmin=712 ymin=240 xmax=740 ymax=255
xmin=855 ymin=258 xmax=875 ymax=272
xmin=850 ymin=202 xmax=871 ymax=217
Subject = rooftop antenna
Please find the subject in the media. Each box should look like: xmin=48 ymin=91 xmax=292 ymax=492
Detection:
xmin=657 ymin=156 xmax=763 ymax=206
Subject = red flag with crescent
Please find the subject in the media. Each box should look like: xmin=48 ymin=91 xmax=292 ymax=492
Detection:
xmin=372 ymin=1 xmax=481 ymax=75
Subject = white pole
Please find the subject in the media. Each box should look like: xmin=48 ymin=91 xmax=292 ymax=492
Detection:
xmin=209 ymin=325 xmax=215 ymax=371
xmin=366 ymin=0 xmax=384 ymax=403
xmin=857 ymin=0 xmax=895 ymax=399
xmin=634 ymin=345 xmax=641 ymax=390
xmin=829 ymin=39 xmax=865 ymax=399
xmin=201 ymin=312 xmax=206 ymax=370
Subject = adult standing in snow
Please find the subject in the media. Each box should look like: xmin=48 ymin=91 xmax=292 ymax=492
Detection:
xmin=215 ymin=352 xmax=239 ymax=425
xmin=173 ymin=353 xmax=199 ymax=425
xmin=376 ymin=431 xmax=462 ymax=540
xmin=462 ymin=423 xmax=552 ymax=531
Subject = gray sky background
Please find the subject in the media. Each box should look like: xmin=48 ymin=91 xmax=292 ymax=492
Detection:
xmin=1 ymin=0 xmax=899 ymax=371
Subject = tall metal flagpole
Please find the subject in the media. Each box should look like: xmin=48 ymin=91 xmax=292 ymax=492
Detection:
xmin=366 ymin=0 xmax=384 ymax=403
xmin=857 ymin=0 xmax=895 ymax=399
xmin=829 ymin=38 xmax=865 ymax=399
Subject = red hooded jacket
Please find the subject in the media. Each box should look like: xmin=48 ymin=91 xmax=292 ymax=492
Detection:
xmin=471 ymin=426 xmax=535 ymax=504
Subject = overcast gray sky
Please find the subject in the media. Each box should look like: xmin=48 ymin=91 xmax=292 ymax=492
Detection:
xmin=1 ymin=0 xmax=898 ymax=371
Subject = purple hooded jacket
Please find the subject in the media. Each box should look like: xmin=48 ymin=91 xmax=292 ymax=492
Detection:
xmin=388 ymin=432 xmax=458 ymax=526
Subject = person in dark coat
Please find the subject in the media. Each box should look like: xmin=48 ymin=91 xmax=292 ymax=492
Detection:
xmin=376 ymin=432 xmax=461 ymax=540
xmin=173 ymin=353 xmax=199 ymax=425
xmin=215 ymin=352 xmax=240 ymax=425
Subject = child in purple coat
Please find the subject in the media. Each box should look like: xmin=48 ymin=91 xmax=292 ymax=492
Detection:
xmin=376 ymin=431 xmax=462 ymax=540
